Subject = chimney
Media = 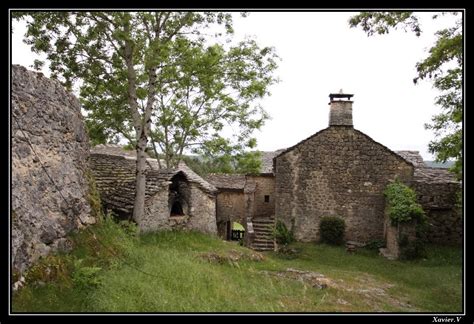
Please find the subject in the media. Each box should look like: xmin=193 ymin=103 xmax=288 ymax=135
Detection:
xmin=328 ymin=90 xmax=353 ymax=127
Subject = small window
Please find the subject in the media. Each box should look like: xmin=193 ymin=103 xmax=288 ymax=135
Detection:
xmin=264 ymin=195 xmax=270 ymax=203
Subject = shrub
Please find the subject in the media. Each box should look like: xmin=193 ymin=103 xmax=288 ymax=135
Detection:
xmin=319 ymin=216 xmax=345 ymax=245
xmin=72 ymin=259 xmax=102 ymax=290
xmin=384 ymin=180 xmax=425 ymax=225
xmin=399 ymin=235 xmax=427 ymax=260
xmin=274 ymin=220 xmax=294 ymax=245
xmin=365 ymin=239 xmax=386 ymax=250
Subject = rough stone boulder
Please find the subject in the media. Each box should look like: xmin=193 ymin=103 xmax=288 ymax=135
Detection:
xmin=11 ymin=65 xmax=95 ymax=275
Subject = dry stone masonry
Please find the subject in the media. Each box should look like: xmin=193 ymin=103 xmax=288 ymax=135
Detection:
xmin=89 ymin=146 xmax=218 ymax=234
xmin=12 ymin=65 xmax=94 ymax=275
xmin=273 ymin=93 xmax=461 ymax=250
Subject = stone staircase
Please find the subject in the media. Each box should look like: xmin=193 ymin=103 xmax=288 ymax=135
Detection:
xmin=250 ymin=217 xmax=276 ymax=251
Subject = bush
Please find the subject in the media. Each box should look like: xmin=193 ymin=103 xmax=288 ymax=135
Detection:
xmin=274 ymin=220 xmax=294 ymax=245
xmin=384 ymin=180 xmax=425 ymax=225
xmin=399 ymin=235 xmax=427 ymax=260
xmin=365 ymin=239 xmax=386 ymax=250
xmin=319 ymin=216 xmax=345 ymax=245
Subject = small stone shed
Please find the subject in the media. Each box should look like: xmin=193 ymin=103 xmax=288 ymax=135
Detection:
xmin=89 ymin=145 xmax=218 ymax=234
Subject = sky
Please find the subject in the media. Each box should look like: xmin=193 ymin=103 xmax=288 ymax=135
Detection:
xmin=11 ymin=11 xmax=460 ymax=161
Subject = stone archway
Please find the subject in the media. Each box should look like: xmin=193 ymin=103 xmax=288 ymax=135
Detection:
xmin=168 ymin=172 xmax=190 ymax=217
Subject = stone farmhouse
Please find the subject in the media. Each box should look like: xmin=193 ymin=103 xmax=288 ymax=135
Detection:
xmin=11 ymin=64 xmax=460 ymax=280
xmin=87 ymin=93 xmax=461 ymax=253
xmin=273 ymin=93 xmax=461 ymax=248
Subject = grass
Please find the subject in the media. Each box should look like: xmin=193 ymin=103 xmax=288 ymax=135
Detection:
xmin=12 ymin=219 xmax=462 ymax=313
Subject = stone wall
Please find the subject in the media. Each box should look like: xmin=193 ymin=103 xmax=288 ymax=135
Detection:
xmin=382 ymin=213 xmax=417 ymax=259
xmin=274 ymin=126 xmax=414 ymax=243
xmin=413 ymin=175 xmax=462 ymax=245
xmin=90 ymin=151 xmax=217 ymax=235
xmin=12 ymin=65 xmax=94 ymax=275
xmin=141 ymin=182 xmax=217 ymax=234
xmin=215 ymin=191 xmax=246 ymax=238
xmin=248 ymin=175 xmax=275 ymax=218
xmin=186 ymin=184 xmax=218 ymax=235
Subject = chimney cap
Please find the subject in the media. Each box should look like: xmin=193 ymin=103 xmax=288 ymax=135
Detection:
xmin=329 ymin=92 xmax=354 ymax=101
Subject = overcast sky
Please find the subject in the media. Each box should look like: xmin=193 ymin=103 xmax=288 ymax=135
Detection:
xmin=11 ymin=11 xmax=460 ymax=160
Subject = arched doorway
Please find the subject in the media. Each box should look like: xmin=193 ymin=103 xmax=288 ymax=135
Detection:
xmin=171 ymin=201 xmax=184 ymax=216
xmin=168 ymin=172 xmax=189 ymax=217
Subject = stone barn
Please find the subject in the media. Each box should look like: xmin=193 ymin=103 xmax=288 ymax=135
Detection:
xmin=274 ymin=93 xmax=416 ymax=243
xmin=89 ymin=145 xmax=218 ymax=234
xmin=273 ymin=92 xmax=461 ymax=246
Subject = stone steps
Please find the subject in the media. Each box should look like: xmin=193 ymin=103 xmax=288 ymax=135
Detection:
xmin=250 ymin=217 xmax=276 ymax=251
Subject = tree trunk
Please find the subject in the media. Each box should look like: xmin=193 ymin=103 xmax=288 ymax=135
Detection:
xmin=133 ymin=129 xmax=148 ymax=224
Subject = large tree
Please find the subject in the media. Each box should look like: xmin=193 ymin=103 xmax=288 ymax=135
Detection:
xmin=82 ymin=25 xmax=278 ymax=170
xmin=14 ymin=11 xmax=278 ymax=223
xmin=349 ymin=12 xmax=463 ymax=179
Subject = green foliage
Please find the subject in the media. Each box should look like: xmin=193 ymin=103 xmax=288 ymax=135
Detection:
xmin=13 ymin=12 xmax=279 ymax=170
xmin=85 ymin=170 xmax=103 ymax=222
xmin=72 ymin=259 xmax=102 ymax=290
xmin=13 ymin=230 xmax=462 ymax=312
xmin=349 ymin=12 xmax=462 ymax=180
xmin=180 ymin=150 xmax=262 ymax=176
xmin=384 ymin=180 xmax=425 ymax=225
xmin=275 ymin=246 xmax=301 ymax=260
xmin=273 ymin=220 xmax=295 ymax=245
xmin=365 ymin=239 xmax=386 ymax=250
xmin=399 ymin=235 xmax=427 ymax=260
xmin=235 ymin=151 xmax=262 ymax=174
xmin=319 ymin=216 xmax=346 ymax=245
xmin=23 ymin=254 xmax=74 ymax=287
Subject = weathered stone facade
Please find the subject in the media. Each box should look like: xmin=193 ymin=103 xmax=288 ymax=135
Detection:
xmin=205 ymin=174 xmax=250 ymax=239
xmin=274 ymin=126 xmax=414 ymax=243
xmin=205 ymin=174 xmax=276 ymax=226
xmin=274 ymin=95 xmax=416 ymax=244
xmin=12 ymin=65 xmax=94 ymax=274
xmin=273 ymin=94 xmax=462 ymax=249
xmin=247 ymin=175 xmax=275 ymax=219
xmin=412 ymin=167 xmax=461 ymax=245
xmin=89 ymin=146 xmax=217 ymax=234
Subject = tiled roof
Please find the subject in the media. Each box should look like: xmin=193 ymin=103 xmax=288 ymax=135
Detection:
xmin=260 ymin=149 xmax=286 ymax=174
xmin=395 ymin=151 xmax=425 ymax=168
xmin=414 ymin=167 xmax=459 ymax=184
xmin=89 ymin=147 xmax=217 ymax=213
xmin=394 ymin=150 xmax=459 ymax=184
xmin=205 ymin=174 xmax=247 ymax=190
xmin=91 ymin=144 xmax=162 ymax=170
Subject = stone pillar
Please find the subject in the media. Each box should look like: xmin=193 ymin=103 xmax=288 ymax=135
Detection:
xmin=380 ymin=209 xmax=417 ymax=260
xmin=243 ymin=182 xmax=256 ymax=247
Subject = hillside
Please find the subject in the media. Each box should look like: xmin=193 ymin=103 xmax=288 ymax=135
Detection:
xmin=13 ymin=219 xmax=462 ymax=313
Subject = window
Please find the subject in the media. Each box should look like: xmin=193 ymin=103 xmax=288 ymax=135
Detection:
xmin=264 ymin=195 xmax=270 ymax=203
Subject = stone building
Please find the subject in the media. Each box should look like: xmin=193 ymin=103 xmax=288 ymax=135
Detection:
xmin=89 ymin=145 xmax=218 ymax=234
xmin=205 ymin=166 xmax=278 ymax=250
xmin=273 ymin=93 xmax=461 ymax=245
xmin=413 ymin=168 xmax=461 ymax=244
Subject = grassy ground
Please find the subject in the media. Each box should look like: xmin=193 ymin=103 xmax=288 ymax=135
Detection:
xmin=12 ymin=219 xmax=462 ymax=313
